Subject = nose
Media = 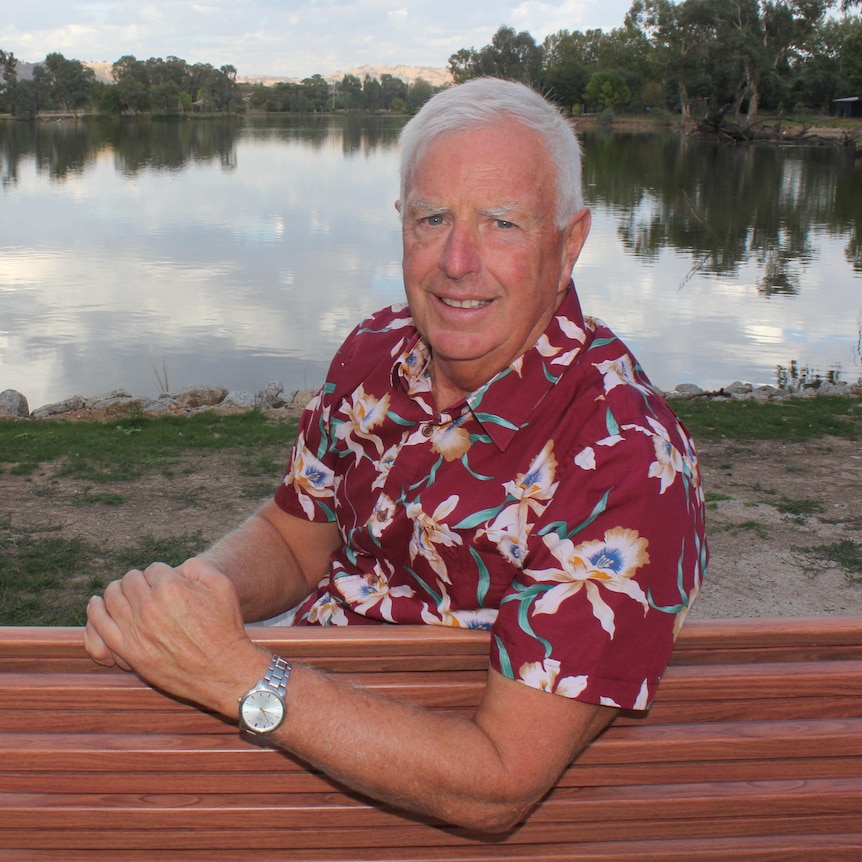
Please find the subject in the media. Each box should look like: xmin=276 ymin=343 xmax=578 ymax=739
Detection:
xmin=439 ymin=222 xmax=481 ymax=280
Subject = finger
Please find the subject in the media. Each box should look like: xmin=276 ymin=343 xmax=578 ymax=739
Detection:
xmin=83 ymin=597 xmax=132 ymax=671
xmin=83 ymin=601 xmax=116 ymax=666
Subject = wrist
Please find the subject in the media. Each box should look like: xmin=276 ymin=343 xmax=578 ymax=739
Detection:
xmin=238 ymin=653 xmax=293 ymax=735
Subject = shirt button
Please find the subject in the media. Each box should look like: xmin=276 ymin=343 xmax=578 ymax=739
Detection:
xmin=421 ymin=424 xmax=434 ymax=438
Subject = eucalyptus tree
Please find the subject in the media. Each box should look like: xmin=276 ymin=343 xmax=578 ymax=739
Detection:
xmin=0 ymin=49 xmax=17 ymax=114
xmin=541 ymin=31 xmax=594 ymax=109
xmin=628 ymin=0 xmax=832 ymax=122
xmin=38 ymin=53 xmax=95 ymax=113
xmin=626 ymin=0 xmax=712 ymax=117
xmin=448 ymin=26 xmax=544 ymax=84
xmin=840 ymin=14 xmax=862 ymax=94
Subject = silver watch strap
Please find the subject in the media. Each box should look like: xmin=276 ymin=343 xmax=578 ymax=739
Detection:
xmin=263 ymin=655 xmax=292 ymax=697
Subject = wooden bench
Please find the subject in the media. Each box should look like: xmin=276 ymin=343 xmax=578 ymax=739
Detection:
xmin=1 ymin=616 xmax=861 ymax=860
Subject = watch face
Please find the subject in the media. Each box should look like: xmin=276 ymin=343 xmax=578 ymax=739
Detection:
xmin=240 ymin=688 xmax=285 ymax=733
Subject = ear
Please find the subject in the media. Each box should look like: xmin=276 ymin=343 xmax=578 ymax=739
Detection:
xmin=561 ymin=208 xmax=591 ymax=275
xmin=394 ymin=200 xmax=402 ymax=214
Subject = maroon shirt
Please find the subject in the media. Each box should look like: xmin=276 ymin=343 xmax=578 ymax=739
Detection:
xmin=276 ymin=286 xmax=707 ymax=710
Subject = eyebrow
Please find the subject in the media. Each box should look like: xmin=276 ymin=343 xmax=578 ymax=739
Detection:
xmin=406 ymin=198 xmax=523 ymax=219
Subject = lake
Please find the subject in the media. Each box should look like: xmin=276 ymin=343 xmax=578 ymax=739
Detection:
xmin=1 ymin=115 xmax=860 ymax=411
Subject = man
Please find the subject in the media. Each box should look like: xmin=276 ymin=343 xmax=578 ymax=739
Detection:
xmin=85 ymin=78 xmax=707 ymax=833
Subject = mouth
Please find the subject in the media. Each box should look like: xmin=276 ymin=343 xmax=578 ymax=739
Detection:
xmin=438 ymin=297 xmax=493 ymax=309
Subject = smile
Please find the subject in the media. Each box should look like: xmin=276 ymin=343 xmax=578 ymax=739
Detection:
xmin=439 ymin=297 xmax=492 ymax=309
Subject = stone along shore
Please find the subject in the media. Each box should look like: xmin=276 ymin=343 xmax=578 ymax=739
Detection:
xmin=1 ymin=378 xmax=861 ymax=421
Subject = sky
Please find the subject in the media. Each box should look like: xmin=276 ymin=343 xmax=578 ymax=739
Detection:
xmin=0 ymin=0 xmax=632 ymax=81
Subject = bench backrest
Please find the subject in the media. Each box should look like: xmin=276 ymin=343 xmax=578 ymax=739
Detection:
xmin=1 ymin=617 xmax=862 ymax=860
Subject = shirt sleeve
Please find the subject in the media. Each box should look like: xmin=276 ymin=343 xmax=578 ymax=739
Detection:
xmin=274 ymin=384 xmax=340 ymax=523
xmin=488 ymin=409 xmax=707 ymax=711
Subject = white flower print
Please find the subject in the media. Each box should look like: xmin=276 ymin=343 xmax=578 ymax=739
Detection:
xmin=518 ymin=658 xmax=588 ymax=697
xmin=407 ymin=495 xmax=463 ymax=583
xmin=420 ymin=594 xmax=497 ymax=629
xmin=526 ymin=527 xmax=651 ymax=638
xmin=334 ymin=384 xmax=391 ymax=464
xmin=285 ymin=432 xmax=335 ymax=519
xmin=368 ymin=493 xmax=396 ymax=539
xmin=334 ymin=564 xmax=414 ymax=622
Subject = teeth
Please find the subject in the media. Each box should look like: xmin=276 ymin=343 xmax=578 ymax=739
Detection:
xmin=440 ymin=297 xmax=491 ymax=309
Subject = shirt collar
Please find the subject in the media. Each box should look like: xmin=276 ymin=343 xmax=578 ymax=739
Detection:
xmin=393 ymin=286 xmax=590 ymax=450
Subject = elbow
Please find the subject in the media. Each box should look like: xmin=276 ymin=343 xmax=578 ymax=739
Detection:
xmin=445 ymin=794 xmax=540 ymax=835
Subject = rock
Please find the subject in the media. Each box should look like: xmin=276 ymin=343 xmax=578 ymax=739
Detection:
xmin=257 ymin=381 xmax=287 ymax=410
xmin=0 ymin=389 xmax=29 ymax=418
xmin=674 ymin=383 xmax=704 ymax=395
xmin=30 ymin=395 xmax=88 ymax=419
xmin=752 ymin=385 xmax=784 ymax=401
xmin=170 ymin=385 xmax=228 ymax=409
xmin=816 ymin=381 xmax=848 ymax=396
xmin=724 ymin=381 xmax=753 ymax=395
xmin=222 ymin=390 xmax=256 ymax=409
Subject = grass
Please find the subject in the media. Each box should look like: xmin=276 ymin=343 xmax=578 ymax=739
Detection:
xmin=797 ymin=540 xmax=862 ymax=585
xmin=0 ymin=412 xmax=298 ymax=626
xmin=0 ymin=530 xmax=208 ymax=626
xmin=0 ymin=411 xmax=298 ymax=482
xmin=672 ymin=396 xmax=862 ymax=442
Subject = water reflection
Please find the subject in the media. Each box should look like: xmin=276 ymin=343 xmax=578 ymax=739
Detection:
xmin=0 ymin=117 xmax=859 ymax=410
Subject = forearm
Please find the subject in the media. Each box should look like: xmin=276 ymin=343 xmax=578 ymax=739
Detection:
xmin=198 ymin=502 xmax=314 ymax=621
xmin=242 ymin=664 xmax=540 ymax=831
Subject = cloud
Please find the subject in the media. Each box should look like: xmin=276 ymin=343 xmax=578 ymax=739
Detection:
xmin=0 ymin=0 xmax=633 ymax=77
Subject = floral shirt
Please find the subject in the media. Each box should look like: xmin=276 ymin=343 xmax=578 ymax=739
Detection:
xmin=275 ymin=286 xmax=707 ymax=711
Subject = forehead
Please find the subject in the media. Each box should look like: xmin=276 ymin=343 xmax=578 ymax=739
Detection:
xmin=406 ymin=121 xmax=557 ymax=205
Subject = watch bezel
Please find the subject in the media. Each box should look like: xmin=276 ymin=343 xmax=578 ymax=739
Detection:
xmin=239 ymin=686 xmax=286 ymax=734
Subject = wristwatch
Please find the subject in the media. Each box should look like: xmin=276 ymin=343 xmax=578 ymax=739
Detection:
xmin=238 ymin=654 xmax=292 ymax=735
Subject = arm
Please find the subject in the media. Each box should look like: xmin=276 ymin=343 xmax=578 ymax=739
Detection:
xmin=84 ymin=561 xmax=616 ymax=832
xmin=199 ymin=500 xmax=341 ymax=621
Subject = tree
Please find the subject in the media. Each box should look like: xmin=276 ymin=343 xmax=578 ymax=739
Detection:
xmin=541 ymin=31 xmax=594 ymax=110
xmin=12 ymin=78 xmax=40 ymax=118
xmin=407 ymin=77 xmax=434 ymax=113
xmin=339 ymin=73 xmax=363 ymax=110
xmin=38 ymin=52 xmax=95 ymax=113
xmin=840 ymin=16 xmax=862 ymax=94
xmin=448 ymin=26 xmax=544 ymax=84
xmin=0 ymin=49 xmax=18 ymax=114
xmin=301 ymin=74 xmax=330 ymax=111
xmin=584 ymin=70 xmax=633 ymax=111
xmin=380 ymin=73 xmax=408 ymax=108
xmin=363 ymin=74 xmax=383 ymax=111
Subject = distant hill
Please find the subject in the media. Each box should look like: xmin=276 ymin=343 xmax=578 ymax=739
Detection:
xmin=11 ymin=60 xmax=451 ymax=89
xmin=239 ymin=64 xmax=452 ymax=88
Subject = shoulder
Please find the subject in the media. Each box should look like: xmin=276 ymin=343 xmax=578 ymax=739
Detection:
xmin=325 ymin=303 xmax=416 ymax=390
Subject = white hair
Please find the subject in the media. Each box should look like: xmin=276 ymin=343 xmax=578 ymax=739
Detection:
xmin=398 ymin=78 xmax=584 ymax=229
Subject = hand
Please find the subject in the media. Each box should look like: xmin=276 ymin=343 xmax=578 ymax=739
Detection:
xmin=85 ymin=558 xmax=269 ymax=716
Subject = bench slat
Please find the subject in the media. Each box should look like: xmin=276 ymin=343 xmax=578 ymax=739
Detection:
xmin=2 ymin=716 xmax=859 ymax=773
xmin=2 ymin=832 xmax=862 ymax=861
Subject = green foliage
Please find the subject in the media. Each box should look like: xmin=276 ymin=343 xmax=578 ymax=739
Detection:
xmin=585 ymin=71 xmax=633 ymax=111
xmin=448 ymin=25 xmax=544 ymax=85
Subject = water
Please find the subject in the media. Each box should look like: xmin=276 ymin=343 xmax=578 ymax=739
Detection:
xmin=1 ymin=115 xmax=860 ymax=411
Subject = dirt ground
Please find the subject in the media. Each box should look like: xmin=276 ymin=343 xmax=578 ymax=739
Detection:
xmin=4 ymin=431 xmax=862 ymax=621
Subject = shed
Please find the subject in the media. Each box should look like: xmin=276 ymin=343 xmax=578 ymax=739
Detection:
xmin=833 ymin=96 xmax=862 ymax=118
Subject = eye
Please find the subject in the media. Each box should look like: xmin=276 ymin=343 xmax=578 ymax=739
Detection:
xmin=494 ymin=219 xmax=515 ymax=229
xmin=424 ymin=214 xmax=445 ymax=226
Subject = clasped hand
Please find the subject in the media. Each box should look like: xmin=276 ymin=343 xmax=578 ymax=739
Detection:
xmin=84 ymin=558 xmax=269 ymax=717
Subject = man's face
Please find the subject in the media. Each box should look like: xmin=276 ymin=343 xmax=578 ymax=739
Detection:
xmin=399 ymin=120 xmax=591 ymax=405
